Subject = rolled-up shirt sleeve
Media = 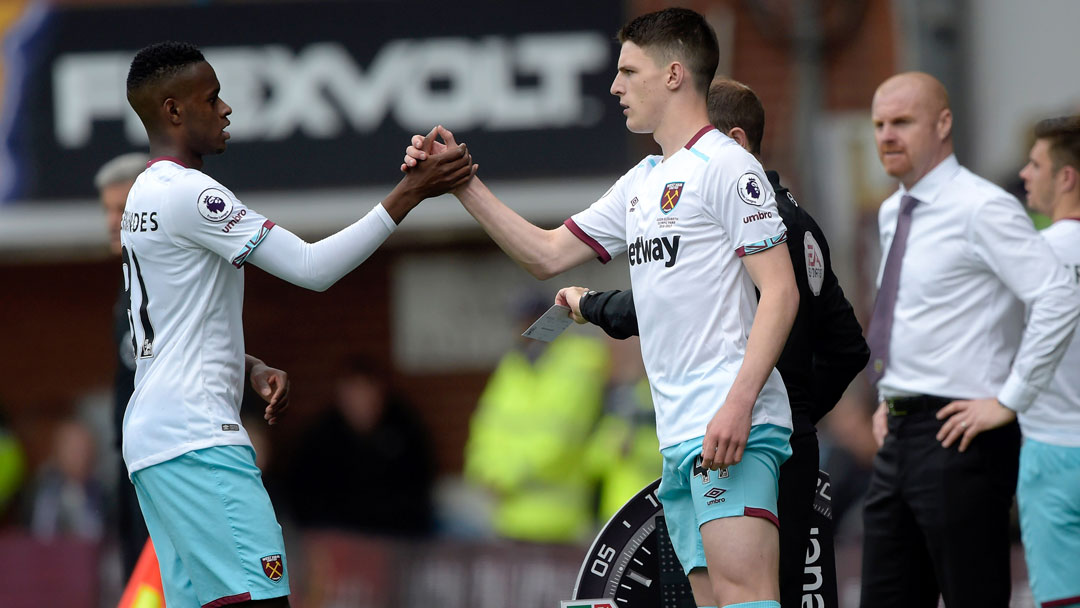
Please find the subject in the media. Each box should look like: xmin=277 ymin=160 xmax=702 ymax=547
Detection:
xmin=970 ymin=196 xmax=1080 ymax=411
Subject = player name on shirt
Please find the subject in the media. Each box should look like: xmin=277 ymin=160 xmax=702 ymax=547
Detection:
xmin=122 ymin=210 xmax=159 ymax=233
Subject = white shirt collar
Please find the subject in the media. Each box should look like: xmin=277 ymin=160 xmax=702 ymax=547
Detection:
xmin=900 ymin=154 xmax=961 ymax=204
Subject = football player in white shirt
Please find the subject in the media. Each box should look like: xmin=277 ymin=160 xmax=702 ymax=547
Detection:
xmin=1016 ymin=115 xmax=1080 ymax=608
xmin=122 ymin=41 xmax=474 ymax=608
xmin=403 ymin=9 xmax=797 ymax=608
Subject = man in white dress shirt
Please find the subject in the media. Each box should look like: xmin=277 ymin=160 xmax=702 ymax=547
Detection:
xmin=861 ymin=72 xmax=1080 ymax=607
xmin=1015 ymin=115 xmax=1080 ymax=608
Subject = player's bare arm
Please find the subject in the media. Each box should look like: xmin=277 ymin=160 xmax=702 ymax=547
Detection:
xmin=701 ymin=245 xmax=798 ymax=470
xmin=403 ymin=126 xmax=595 ymax=279
xmin=455 ymin=177 xmax=596 ymax=279
xmin=245 ymin=355 xmax=291 ymax=426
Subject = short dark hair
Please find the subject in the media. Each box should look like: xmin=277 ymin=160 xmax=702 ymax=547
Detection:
xmin=617 ymin=8 xmax=719 ymax=97
xmin=708 ymin=79 xmax=765 ymax=155
xmin=1034 ymin=115 xmax=1080 ymax=174
xmin=126 ymin=41 xmax=205 ymax=94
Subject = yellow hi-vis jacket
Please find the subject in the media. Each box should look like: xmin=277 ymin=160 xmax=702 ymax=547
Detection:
xmin=584 ymin=377 xmax=661 ymax=523
xmin=464 ymin=334 xmax=609 ymax=543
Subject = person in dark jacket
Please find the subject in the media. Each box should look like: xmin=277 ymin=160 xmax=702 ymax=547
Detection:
xmin=287 ymin=356 xmax=434 ymax=536
xmin=555 ymin=78 xmax=869 ymax=608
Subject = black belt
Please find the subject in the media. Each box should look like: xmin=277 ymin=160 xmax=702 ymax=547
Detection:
xmin=885 ymin=395 xmax=952 ymax=416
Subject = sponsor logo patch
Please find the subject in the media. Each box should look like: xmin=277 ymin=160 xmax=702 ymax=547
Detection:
xmin=221 ymin=424 xmax=240 ymax=432
xmin=261 ymin=554 xmax=284 ymax=582
xmin=737 ymin=172 xmax=764 ymax=206
xmin=198 ymin=188 xmax=233 ymax=222
xmin=804 ymin=231 xmax=825 ymax=296
xmin=660 ymin=182 xmax=683 ymax=215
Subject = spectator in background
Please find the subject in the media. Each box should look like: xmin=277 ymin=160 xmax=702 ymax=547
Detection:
xmin=288 ymin=356 xmax=433 ymax=536
xmin=28 ymin=419 xmax=106 ymax=540
xmin=583 ymin=337 xmax=660 ymax=524
xmin=463 ymin=292 xmax=609 ymax=544
xmin=95 ymin=151 xmax=149 ymax=578
xmin=0 ymin=409 xmax=25 ymax=525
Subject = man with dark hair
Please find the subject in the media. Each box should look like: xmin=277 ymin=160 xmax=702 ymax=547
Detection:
xmin=1016 ymin=115 xmax=1080 ymax=608
xmin=405 ymin=9 xmax=798 ymax=607
xmin=121 ymin=41 xmax=474 ymax=607
xmin=861 ymin=72 xmax=1078 ymax=608
xmin=554 ymin=78 xmax=868 ymax=608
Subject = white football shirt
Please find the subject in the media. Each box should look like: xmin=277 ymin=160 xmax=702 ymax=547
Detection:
xmin=1019 ymin=219 xmax=1080 ymax=446
xmin=119 ymin=158 xmax=274 ymax=473
xmin=568 ymin=127 xmax=792 ymax=449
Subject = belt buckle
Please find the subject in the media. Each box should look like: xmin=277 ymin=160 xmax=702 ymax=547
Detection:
xmin=886 ymin=398 xmax=907 ymax=416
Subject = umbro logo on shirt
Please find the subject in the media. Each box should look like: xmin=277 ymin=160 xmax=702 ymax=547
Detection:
xmin=627 ymin=234 xmax=680 ymax=268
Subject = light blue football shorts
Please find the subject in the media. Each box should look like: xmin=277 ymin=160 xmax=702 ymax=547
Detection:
xmin=131 ymin=445 xmax=290 ymax=607
xmin=1018 ymin=438 xmax=1080 ymax=608
xmin=658 ymin=423 xmax=792 ymax=575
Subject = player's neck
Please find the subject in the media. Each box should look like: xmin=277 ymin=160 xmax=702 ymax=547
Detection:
xmin=148 ymin=136 xmax=204 ymax=170
xmin=653 ymin=100 xmax=710 ymax=159
xmin=1050 ymin=195 xmax=1080 ymax=223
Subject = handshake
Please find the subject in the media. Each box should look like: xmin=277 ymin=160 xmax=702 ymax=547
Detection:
xmin=389 ymin=126 xmax=478 ymax=217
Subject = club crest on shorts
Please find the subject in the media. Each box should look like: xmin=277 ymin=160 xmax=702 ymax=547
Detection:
xmin=660 ymin=182 xmax=684 ymax=215
xmin=198 ymin=188 xmax=233 ymax=222
xmin=261 ymin=554 xmax=284 ymax=582
xmin=737 ymin=172 xmax=764 ymax=206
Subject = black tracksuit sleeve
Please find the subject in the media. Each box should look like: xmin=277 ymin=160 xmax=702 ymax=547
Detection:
xmin=579 ymin=289 xmax=639 ymax=340
xmin=803 ymin=213 xmax=870 ymax=423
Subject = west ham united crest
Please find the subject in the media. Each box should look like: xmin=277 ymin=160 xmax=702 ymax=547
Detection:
xmin=261 ymin=554 xmax=285 ymax=582
xmin=660 ymin=182 xmax=684 ymax=215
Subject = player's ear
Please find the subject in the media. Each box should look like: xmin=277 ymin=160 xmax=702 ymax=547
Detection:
xmin=163 ymin=97 xmax=182 ymax=126
xmin=667 ymin=61 xmax=685 ymax=90
xmin=1059 ymin=164 xmax=1079 ymax=194
xmin=726 ymin=127 xmax=750 ymax=152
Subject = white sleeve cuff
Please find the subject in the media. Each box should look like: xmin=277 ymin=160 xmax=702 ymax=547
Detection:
xmin=374 ymin=202 xmax=398 ymax=232
xmin=997 ymin=372 xmax=1039 ymax=413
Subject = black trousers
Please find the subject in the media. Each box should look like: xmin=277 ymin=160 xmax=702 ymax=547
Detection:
xmin=860 ymin=400 xmax=1021 ymax=608
xmin=779 ymin=412 xmax=836 ymax=608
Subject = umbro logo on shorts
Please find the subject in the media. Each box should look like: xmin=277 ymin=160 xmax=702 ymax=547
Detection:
xmin=704 ymin=487 xmax=727 ymax=505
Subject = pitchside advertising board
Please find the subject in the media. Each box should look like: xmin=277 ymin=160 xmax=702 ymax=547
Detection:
xmin=0 ymin=0 xmax=626 ymax=202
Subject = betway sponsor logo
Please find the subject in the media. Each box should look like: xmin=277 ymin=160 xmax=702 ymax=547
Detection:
xmin=628 ymin=235 xmax=680 ymax=268
xmin=743 ymin=210 xmax=773 ymax=224
xmin=53 ymin=35 xmax=609 ymax=148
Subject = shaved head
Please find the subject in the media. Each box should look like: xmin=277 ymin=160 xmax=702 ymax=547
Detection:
xmin=874 ymin=72 xmax=951 ymax=118
xmin=871 ymin=72 xmax=954 ymax=188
